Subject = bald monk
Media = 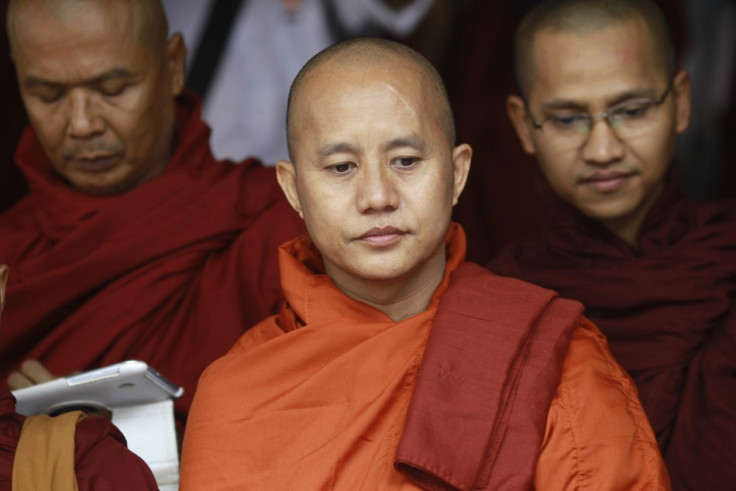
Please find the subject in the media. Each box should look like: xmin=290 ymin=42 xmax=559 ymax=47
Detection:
xmin=0 ymin=265 xmax=158 ymax=490
xmin=491 ymin=0 xmax=736 ymax=489
xmin=0 ymin=0 xmax=304 ymax=425
xmin=180 ymin=37 xmax=667 ymax=490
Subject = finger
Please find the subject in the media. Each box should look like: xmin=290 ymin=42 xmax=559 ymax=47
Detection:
xmin=20 ymin=359 xmax=56 ymax=384
xmin=7 ymin=371 xmax=33 ymax=390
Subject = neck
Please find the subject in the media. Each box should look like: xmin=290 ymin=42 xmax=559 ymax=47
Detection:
xmin=603 ymin=216 xmax=642 ymax=249
xmin=328 ymin=250 xmax=447 ymax=322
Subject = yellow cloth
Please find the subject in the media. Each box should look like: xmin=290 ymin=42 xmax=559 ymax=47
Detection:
xmin=12 ymin=411 xmax=84 ymax=491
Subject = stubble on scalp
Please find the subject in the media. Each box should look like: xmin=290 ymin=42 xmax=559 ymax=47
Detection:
xmin=513 ymin=0 xmax=676 ymax=99
xmin=7 ymin=0 xmax=170 ymax=57
xmin=285 ymin=37 xmax=456 ymax=162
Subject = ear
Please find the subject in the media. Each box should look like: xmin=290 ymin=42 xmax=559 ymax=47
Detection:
xmin=0 ymin=264 xmax=8 ymax=319
xmin=166 ymin=32 xmax=187 ymax=97
xmin=671 ymin=68 xmax=691 ymax=134
xmin=507 ymin=94 xmax=537 ymax=155
xmin=450 ymin=143 xmax=472 ymax=206
xmin=276 ymin=160 xmax=303 ymax=218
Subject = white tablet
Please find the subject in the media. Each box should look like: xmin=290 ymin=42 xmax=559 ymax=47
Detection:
xmin=12 ymin=360 xmax=184 ymax=416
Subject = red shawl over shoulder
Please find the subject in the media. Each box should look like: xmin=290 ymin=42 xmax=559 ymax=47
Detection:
xmin=491 ymin=170 xmax=736 ymax=490
xmin=0 ymin=90 xmax=305 ymax=423
xmin=396 ymin=262 xmax=581 ymax=490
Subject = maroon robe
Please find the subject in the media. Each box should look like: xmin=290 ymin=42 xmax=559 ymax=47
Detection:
xmin=0 ymin=389 xmax=157 ymax=490
xmin=396 ymin=262 xmax=581 ymax=490
xmin=490 ymin=170 xmax=736 ymax=490
xmin=0 ymin=90 xmax=305 ymax=424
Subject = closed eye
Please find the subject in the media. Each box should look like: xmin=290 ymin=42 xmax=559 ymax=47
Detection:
xmin=98 ymin=82 xmax=130 ymax=97
xmin=548 ymin=113 xmax=589 ymax=129
xmin=610 ymin=101 xmax=654 ymax=121
xmin=31 ymin=88 xmax=65 ymax=104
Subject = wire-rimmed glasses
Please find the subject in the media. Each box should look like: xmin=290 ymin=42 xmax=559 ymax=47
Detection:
xmin=527 ymin=80 xmax=673 ymax=148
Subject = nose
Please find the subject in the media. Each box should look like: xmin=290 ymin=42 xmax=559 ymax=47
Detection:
xmin=580 ymin=117 xmax=625 ymax=165
xmin=66 ymin=90 xmax=104 ymax=138
xmin=356 ymin=163 xmax=400 ymax=213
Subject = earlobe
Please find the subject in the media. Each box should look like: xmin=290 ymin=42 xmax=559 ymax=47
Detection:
xmin=451 ymin=143 xmax=472 ymax=206
xmin=167 ymin=33 xmax=187 ymax=96
xmin=276 ymin=160 xmax=303 ymax=218
xmin=672 ymin=69 xmax=691 ymax=134
xmin=507 ymin=94 xmax=537 ymax=155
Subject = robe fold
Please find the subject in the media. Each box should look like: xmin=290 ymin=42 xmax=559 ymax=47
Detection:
xmin=181 ymin=224 xmax=667 ymax=490
xmin=0 ymin=89 xmax=305 ymax=423
xmin=490 ymin=170 xmax=736 ymax=490
xmin=0 ymin=389 xmax=157 ymax=490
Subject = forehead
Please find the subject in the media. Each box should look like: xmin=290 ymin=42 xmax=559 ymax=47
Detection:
xmin=294 ymin=59 xmax=437 ymax=145
xmin=12 ymin=2 xmax=147 ymax=77
xmin=529 ymin=20 xmax=666 ymax=103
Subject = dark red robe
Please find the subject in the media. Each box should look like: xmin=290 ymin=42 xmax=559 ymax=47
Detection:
xmin=0 ymin=390 xmax=157 ymax=490
xmin=0 ymin=90 xmax=305 ymax=424
xmin=490 ymin=170 xmax=736 ymax=490
xmin=395 ymin=262 xmax=581 ymax=490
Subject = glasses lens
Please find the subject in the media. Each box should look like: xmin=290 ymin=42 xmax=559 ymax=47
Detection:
xmin=542 ymin=97 xmax=664 ymax=148
xmin=608 ymin=99 xmax=660 ymax=138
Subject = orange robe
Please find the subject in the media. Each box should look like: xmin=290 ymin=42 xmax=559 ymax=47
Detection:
xmin=180 ymin=225 xmax=668 ymax=490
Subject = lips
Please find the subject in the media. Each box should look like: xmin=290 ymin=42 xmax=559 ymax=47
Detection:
xmin=356 ymin=226 xmax=406 ymax=246
xmin=70 ymin=154 xmax=120 ymax=173
xmin=581 ymin=171 xmax=635 ymax=192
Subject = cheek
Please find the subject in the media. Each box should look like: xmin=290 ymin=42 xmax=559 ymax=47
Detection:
xmin=536 ymin=154 xmax=576 ymax=198
xmin=25 ymin=105 xmax=64 ymax=150
xmin=628 ymin=128 xmax=675 ymax=181
xmin=113 ymin=99 xmax=173 ymax=162
xmin=298 ymin=185 xmax=345 ymax=242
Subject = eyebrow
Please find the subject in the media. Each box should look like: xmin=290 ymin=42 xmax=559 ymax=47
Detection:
xmin=316 ymin=142 xmax=361 ymax=159
xmin=541 ymin=88 xmax=660 ymax=112
xmin=23 ymin=67 xmax=136 ymax=90
xmin=381 ymin=136 xmax=426 ymax=153
xmin=315 ymin=136 xmax=427 ymax=159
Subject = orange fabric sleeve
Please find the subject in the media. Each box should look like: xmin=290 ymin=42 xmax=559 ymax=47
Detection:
xmin=534 ymin=318 xmax=670 ymax=490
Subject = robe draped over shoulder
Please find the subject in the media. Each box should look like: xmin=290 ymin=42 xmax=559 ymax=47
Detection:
xmin=491 ymin=170 xmax=736 ymax=490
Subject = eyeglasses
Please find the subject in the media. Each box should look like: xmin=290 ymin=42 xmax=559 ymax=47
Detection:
xmin=527 ymin=80 xmax=673 ymax=147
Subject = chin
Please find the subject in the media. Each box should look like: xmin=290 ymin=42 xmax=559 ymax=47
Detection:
xmin=71 ymin=180 xmax=128 ymax=196
xmin=579 ymin=196 xmax=634 ymax=219
xmin=352 ymin=263 xmax=413 ymax=282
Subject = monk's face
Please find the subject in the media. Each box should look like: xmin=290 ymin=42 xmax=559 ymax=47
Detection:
xmin=11 ymin=1 xmax=186 ymax=195
xmin=508 ymin=19 xmax=690 ymax=238
xmin=278 ymin=56 xmax=470 ymax=290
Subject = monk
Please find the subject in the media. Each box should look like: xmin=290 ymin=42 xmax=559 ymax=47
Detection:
xmin=180 ymin=37 xmax=667 ymax=490
xmin=0 ymin=0 xmax=304 ymax=425
xmin=492 ymin=0 xmax=736 ymax=489
xmin=0 ymin=265 xmax=158 ymax=490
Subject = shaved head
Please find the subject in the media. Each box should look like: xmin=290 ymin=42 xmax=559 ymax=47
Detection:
xmin=7 ymin=0 xmax=186 ymax=195
xmin=514 ymin=0 xmax=675 ymax=98
xmin=7 ymin=0 xmax=170 ymax=56
xmin=286 ymin=37 xmax=455 ymax=161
